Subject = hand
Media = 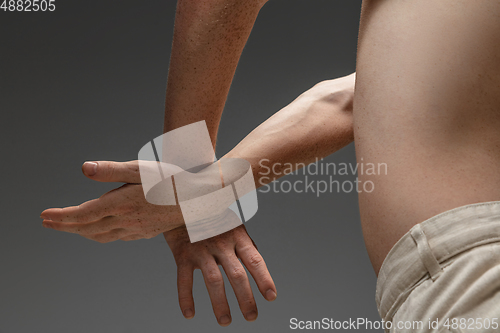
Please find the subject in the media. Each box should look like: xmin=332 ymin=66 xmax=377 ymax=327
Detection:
xmin=41 ymin=161 xmax=184 ymax=243
xmin=164 ymin=224 xmax=277 ymax=326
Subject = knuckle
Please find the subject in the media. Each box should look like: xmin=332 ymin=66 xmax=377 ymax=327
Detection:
xmin=248 ymin=254 xmax=263 ymax=268
xmin=205 ymin=272 xmax=222 ymax=285
xmin=230 ymin=267 xmax=247 ymax=282
xmin=213 ymin=237 xmax=229 ymax=249
xmin=108 ymin=163 xmax=117 ymax=179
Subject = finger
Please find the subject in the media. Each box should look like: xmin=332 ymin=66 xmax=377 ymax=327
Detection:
xmin=40 ymin=186 xmax=126 ymax=222
xmin=236 ymin=242 xmax=277 ymax=302
xmin=42 ymin=216 xmax=122 ymax=235
xmin=217 ymin=252 xmax=258 ymax=321
xmin=41 ymin=201 xmax=112 ymax=223
xmin=81 ymin=228 xmax=132 ymax=244
xmin=200 ymin=258 xmax=232 ymax=326
xmin=177 ymin=263 xmax=195 ymax=319
xmin=82 ymin=160 xmax=141 ymax=184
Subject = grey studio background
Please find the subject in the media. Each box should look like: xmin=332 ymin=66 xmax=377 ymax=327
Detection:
xmin=0 ymin=0 xmax=383 ymax=332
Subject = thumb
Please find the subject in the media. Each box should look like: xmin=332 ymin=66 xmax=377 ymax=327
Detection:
xmin=82 ymin=160 xmax=141 ymax=183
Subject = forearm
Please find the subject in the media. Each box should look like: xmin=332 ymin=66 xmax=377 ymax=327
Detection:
xmin=164 ymin=0 xmax=268 ymax=145
xmin=223 ymin=74 xmax=355 ymax=188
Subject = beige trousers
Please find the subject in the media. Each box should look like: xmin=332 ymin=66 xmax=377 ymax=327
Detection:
xmin=376 ymin=202 xmax=500 ymax=333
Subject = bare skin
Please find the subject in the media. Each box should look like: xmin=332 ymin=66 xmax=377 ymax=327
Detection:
xmin=41 ymin=0 xmax=500 ymax=326
xmin=163 ymin=0 xmax=268 ymax=144
xmin=161 ymin=0 xmax=272 ymax=325
xmin=355 ymin=0 xmax=500 ymax=274
xmin=41 ymin=73 xmax=355 ymax=325
xmin=42 ymin=0 xmax=271 ymax=321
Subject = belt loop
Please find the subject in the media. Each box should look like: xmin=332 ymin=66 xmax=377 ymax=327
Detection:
xmin=410 ymin=224 xmax=443 ymax=281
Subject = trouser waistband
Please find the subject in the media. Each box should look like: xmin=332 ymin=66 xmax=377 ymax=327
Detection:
xmin=376 ymin=201 xmax=500 ymax=321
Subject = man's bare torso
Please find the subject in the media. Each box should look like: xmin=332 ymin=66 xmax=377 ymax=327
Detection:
xmin=354 ymin=0 xmax=500 ymax=274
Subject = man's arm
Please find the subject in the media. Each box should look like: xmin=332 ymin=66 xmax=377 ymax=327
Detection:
xmin=164 ymin=73 xmax=355 ymax=325
xmin=223 ymin=73 xmax=355 ymax=183
xmin=41 ymin=74 xmax=355 ymax=326
xmin=164 ymin=0 xmax=269 ymax=144
xmin=41 ymin=73 xmax=355 ymax=324
xmin=161 ymin=1 xmax=271 ymax=325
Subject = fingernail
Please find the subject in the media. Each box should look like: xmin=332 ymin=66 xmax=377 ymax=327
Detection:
xmin=219 ymin=315 xmax=231 ymax=326
xmin=183 ymin=309 xmax=194 ymax=319
xmin=42 ymin=222 xmax=51 ymax=229
xmin=265 ymin=289 xmax=277 ymax=301
xmin=245 ymin=311 xmax=258 ymax=321
xmin=83 ymin=161 xmax=98 ymax=176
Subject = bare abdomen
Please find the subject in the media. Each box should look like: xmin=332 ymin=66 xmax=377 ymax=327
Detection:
xmin=354 ymin=0 xmax=500 ymax=274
